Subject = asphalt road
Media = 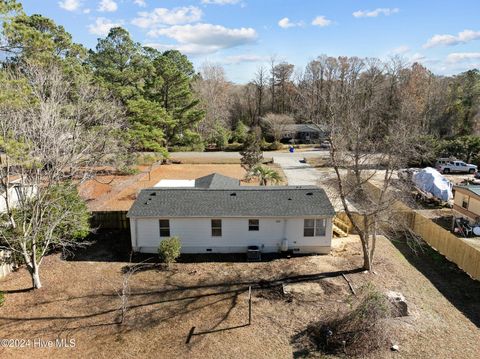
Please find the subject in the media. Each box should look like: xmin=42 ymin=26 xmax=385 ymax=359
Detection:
xmin=169 ymin=149 xmax=328 ymax=161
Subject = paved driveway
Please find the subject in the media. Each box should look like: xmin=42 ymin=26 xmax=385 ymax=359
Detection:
xmin=273 ymin=153 xmax=324 ymax=186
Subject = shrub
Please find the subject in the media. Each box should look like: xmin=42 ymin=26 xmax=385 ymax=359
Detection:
xmin=169 ymin=143 xmax=205 ymax=152
xmin=158 ymin=237 xmax=181 ymax=265
xmin=117 ymin=166 xmax=140 ymax=175
xmin=225 ymin=142 xmax=245 ymax=151
xmin=135 ymin=153 xmax=165 ymax=166
xmin=0 ymin=291 xmax=4 ymax=307
xmin=267 ymin=141 xmax=283 ymax=151
xmin=232 ymin=121 xmax=248 ymax=143
xmin=208 ymin=124 xmax=231 ymax=150
xmin=259 ymin=138 xmax=271 ymax=151
xmin=297 ymin=284 xmax=391 ymax=356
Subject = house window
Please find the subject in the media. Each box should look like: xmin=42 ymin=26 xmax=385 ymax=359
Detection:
xmin=462 ymin=196 xmax=469 ymax=209
xmin=211 ymin=219 xmax=222 ymax=237
xmin=304 ymin=219 xmax=326 ymax=237
xmin=315 ymin=219 xmax=326 ymax=236
xmin=159 ymin=219 xmax=170 ymax=237
xmin=249 ymin=219 xmax=259 ymax=231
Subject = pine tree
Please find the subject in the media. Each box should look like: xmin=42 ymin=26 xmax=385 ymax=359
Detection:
xmin=240 ymin=126 xmax=263 ymax=175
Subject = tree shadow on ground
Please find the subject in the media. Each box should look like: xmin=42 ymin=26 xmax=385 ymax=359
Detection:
xmin=67 ymin=229 xmax=321 ymax=264
xmin=389 ymin=235 xmax=480 ymax=328
xmin=65 ymin=230 xmax=132 ymax=262
xmin=0 ymin=268 xmax=363 ymax=333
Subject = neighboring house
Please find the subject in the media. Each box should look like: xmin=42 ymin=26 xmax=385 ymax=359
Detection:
xmin=0 ymin=177 xmax=36 ymax=213
xmin=452 ymin=185 xmax=480 ymax=223
xmin=282 ymin=124 xmax=329 ymax=144
xmin=127 ymin=173 xmax=335 ymax=254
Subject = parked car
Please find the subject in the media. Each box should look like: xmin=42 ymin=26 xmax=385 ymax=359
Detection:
xmin=319 ymin=140 xmax=331 ymax=149
xmin=474 ymin=171 xmax=480 ymax=179
xmin=437 ymin=160 xmax=477 ymax=174
xmin=435 ymin=158 xmax=456 ymax=168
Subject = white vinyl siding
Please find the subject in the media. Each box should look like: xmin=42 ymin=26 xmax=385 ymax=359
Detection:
xmin=130 ymin=216 xmax=333 ymax=254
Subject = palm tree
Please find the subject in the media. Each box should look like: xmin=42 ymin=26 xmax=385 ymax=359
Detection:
xmin=251 ymin=165 xmax=282 ymax=186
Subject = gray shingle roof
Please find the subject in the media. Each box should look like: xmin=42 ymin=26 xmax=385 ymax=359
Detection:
xmin=284 ymin=124 xmax=327 ymax=133
xmin=127 ymin=186 xmax=335 ymax=218
xmin=194 ymin=173 xmax=240 ymax=188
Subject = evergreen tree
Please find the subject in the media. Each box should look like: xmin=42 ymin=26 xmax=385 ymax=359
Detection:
xmin=240 ymin=126 xmax=263 ymax=174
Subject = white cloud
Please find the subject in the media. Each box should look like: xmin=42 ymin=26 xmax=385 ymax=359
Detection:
xmin=353 ymin=8 xmax=399 ymax=18
xmin=409 ymin=53 xmax=427 ymax=63
xmin=146 ymin=23 xmax=257 ymax=55
xmin=59 ymin=0 xmax=81 ymax=11
xmin=201 ymin=0 xmax=241 ymax=4
xmin=88 ymin=17 xmax=123 ymax=36
xmin=83 ymin=8 xmax=91 ymax=14
xmin=134 ymin=0 xmax=147 ymax=7
xmin=145 ymin=43 xmax=218 ymax=55
xmin=391 ymin=45 xmax=410 ymax=55
xmin=223 ymin=54 xmax=266 ymax=64
xmin=446 ymin=52 xmax=480 ymax=64
xmin=424 ymin=29 xmax=480 ymax=48
xmin=311 ymin=16 xmax=332 ymax=27
xmin=132 ymin=6 xmax=202 ymax=28
xmin=278 ymin=17 xmax=299 ymax=29
xmin=424 ymin=34 xmax=458 ymax=48
xmin=98 ymin=0 xmax=118 ymax=12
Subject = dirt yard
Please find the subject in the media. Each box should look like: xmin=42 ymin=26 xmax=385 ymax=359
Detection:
xmin=79 ymin=163 xmax=286 ymax=211
xmin=0 ymin=235 xmax=479 ymax=359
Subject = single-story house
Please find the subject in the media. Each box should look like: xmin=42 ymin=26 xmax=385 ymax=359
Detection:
xmin=281 ymin=124 xmax=329 ymax=144
xmin=127 ymin=173 xmax=335 ymax=254
xmin=452 ymin=185 xmax=480 ymax=223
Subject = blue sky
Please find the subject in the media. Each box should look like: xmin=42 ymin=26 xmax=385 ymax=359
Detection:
xmin=20 ymin=0 xmax=480 ymax=82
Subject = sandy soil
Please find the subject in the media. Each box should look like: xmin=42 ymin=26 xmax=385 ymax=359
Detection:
xmin=0 ymin=235 xmax=478 ymax=359
xmin=79 ymin=164 xmax=286 ymax=211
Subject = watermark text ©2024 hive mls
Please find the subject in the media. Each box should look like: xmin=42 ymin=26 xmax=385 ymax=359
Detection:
xmin=0 ymin=338 xmax=76 ymax=349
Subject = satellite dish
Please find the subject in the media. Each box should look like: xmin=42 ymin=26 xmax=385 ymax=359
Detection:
xmin=473 ymin=227 xmax=480 ymax=236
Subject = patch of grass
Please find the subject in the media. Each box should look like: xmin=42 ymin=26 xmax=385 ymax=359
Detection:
xmin=117 ymin=166 xmax=140 ymax=175
xmin=135 ymin=153 xmax=164 ymax=166
xmin=0 ymin=291 xmax=4 ymax=307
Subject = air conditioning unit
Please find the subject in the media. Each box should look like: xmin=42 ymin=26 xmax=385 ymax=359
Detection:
xmin=247 ymin=245 xmax=261 ymax=262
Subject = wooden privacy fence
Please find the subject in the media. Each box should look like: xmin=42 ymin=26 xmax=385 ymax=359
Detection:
xmin=411 ymin=212 xmax=480 ymax=280
xmin=359 ymin=180 xmax=480 ymax=281
xmin=91 ymin=211 xmax=129 ymax=230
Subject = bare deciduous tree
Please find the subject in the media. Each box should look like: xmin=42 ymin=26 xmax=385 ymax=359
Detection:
xmin=253 ymin=66 xmax=267 ymax=119
xmin=194 ymin=62 xmax=232 ymax=138
xmin=262 ymin=113 xmax=295 ymax=142
xmin=0 ymin=62 xmax=125 ymax=289
xmin=273 ymin=62 xmax=295 ymax=113
xmin=314 ymin=56 xmax=424 ymax=271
